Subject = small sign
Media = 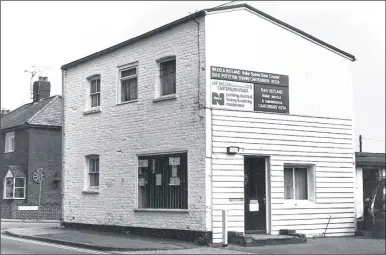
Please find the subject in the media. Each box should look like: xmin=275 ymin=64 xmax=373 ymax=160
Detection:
xmin=138 ymin=178 xmax=145 ymax=187
xmin=169 ymin=177 xmax=180 ymax=186
xmin=18 ymin=206 xmax=38 ymax=211
xmin=229 ymin=198 xmax=243 ymax=202
xmin=138 ymin=159 xmax=148 ymax=168
xmin=172 ymin=166 xmax=178 ymax=177
xmin=156 ymin=174 xmax=162 ymax=186
xmin=254 ymin=84 xmax=289 ymax=114
xmin=249 ymin=200 xmax=259 ymax=212
xmin=169 ymin=157 xmax=180 ymax=166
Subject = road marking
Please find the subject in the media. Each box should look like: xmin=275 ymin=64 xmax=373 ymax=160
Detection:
xmin=1 ymin=234 xmax=109 ymax=254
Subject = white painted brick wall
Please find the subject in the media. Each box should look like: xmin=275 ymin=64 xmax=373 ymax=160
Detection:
xmin=63 ymin=18 xmax=208 ymax=231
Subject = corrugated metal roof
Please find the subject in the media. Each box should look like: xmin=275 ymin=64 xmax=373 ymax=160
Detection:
xmin=356 ymin=152 xmax=386 ymax=168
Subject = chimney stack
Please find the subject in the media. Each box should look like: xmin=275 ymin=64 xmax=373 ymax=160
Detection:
xmin=1 ymin=109 xmax=10 ymax=118
xmin=33 ymin=76 xmax=51 ymax=102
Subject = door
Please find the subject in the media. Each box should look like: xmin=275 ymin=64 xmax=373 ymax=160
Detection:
xmin=244 ymin=157 xmax=266 ymax=233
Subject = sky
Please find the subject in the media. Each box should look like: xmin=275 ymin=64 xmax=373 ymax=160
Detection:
xmin=1 ymin=1 xmax=385 ymax=153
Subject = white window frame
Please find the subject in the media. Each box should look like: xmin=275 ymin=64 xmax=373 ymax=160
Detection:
xmin=89 ymin=77 xmax=101 ymax=108
xmin=284 ymin=164 xmax=315 ymax=203
xmin=3 ymin=177 xmax=26 ymax=199
xmin=85 ymin=155 xmax=99 ymax=189
xmin=118 ymin=63 xmax=138 ymax=104
xmin=4 ymin=131 xmax=15 ymax=153
xmin=156 ymin=56 xmax=176 ymax=98
xmin=85 ymin=74 xmax=101 ymax=111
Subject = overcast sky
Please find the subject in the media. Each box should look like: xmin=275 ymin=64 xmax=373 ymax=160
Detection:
xmin=1 ymin=1 xmax=385 ymax=153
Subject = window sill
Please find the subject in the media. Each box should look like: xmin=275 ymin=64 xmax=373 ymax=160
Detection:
xmin=83 ymin=108 xmax=101 ymax=115
xmin=117 ymin=99 xmax=138 ymax=106
xmin=3 ymin=198 xmax=26 ymax=200
xmin=4 ymin=151 xmax=14 ymax=154
xmin=134 ymin=208 xmax=189 ymax=213
xmin=283 ymin=200 xmax=315 ymax=207
xmin=152 ymin=94 xmax=177 ymax=103
xmin=82 ymin=190 xmax=99 ymax=194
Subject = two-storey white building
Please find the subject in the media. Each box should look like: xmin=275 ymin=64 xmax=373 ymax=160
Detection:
xmin=61 ymin=4 xmax=356 ymax=244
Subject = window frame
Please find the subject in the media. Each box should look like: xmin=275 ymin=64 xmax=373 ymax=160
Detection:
xmin=89 ymin=77 xmax=101 ymax=108
xmin=4 ymin=131 xmax=15 ymax=153
xmin=86 ymin=155 xmax=100 ymax=189
xmin=118 ymin=64 xmax=138 ymax=103
xmin=284 ymin=164 xmax=315 ymax=203
xmin=137 ymin=152 xmax=188 ymax=210
xmin=158 ymin=57 xmax=176 ymax=97
xmin=3 ymin=177 xmax=26 ymax=199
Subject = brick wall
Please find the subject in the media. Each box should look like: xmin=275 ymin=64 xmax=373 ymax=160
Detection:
xmin=1 ymin=128 xmax=29 ymax=175
xmin=63 ymin=17 xmax=207 ymax=231
xmin=1 ymin=200 xmax=61 ymax=220
xmin=28 ymin=127 xmax=62 ymax=204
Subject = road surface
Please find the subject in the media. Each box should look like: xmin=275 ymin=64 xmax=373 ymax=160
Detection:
xmin=1 ymin=234 xmax=109 ymax=254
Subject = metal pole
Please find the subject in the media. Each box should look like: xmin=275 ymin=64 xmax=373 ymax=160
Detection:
xmin=359 ymin=135 xmax=362 ymax=152
xmin=37 ymin=179 xmax=42 ymax=221
xmin=222 ymin=209 xmax=228 ymax=246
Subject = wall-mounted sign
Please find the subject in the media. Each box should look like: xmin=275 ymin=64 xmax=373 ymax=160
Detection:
xmin=211 ymin=66 xmax=289 ymax=114
xmin=169 ymin=177 xmax=181 ymax=186
xmin=169 ymin=157 xmax=180 ymax=166
xmin=138 ymin=159 xmax=148 ymax=168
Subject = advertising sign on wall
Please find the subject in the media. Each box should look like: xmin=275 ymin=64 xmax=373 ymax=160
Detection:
xmin=211 ymin=66 xmax=289 ymax=114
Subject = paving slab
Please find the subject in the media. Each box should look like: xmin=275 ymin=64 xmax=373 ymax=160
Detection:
xmin=5 ymin=227 xmax=198 ymax=251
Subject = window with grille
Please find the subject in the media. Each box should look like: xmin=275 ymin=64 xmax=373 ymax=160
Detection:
xmin=87 ymin=155 xmax=99 ymax=187
xmin=90 ymin=78 xmax=101 ymax=108
xmin=120 ymin=66 xmax=138 ymax=102
xmin=138 ymin=153 xmax=187 ymax=209
xmin=159 ymin=58 xmax=176 ymax=96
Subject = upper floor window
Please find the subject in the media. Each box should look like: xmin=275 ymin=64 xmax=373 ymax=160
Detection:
xmin=90 ymin=77 xmax=101 ymax=108
xmin=159 ymin=58 xmax=176 ymax=96
xmin=120 ymin=65 xmax=138 ymax=103
xmin=284 ymin=165 xmax=315 ymax=201
xmin=86 ymin=155 xmax=99 ymax=188
xmin=3 ymin=177 xmax=26 ymax=199
xmin=4 ymin=131 xmax=15 ymax=153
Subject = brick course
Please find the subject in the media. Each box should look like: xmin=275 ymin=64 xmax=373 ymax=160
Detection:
xmin=63 ymin=18 xmax=207 ymax=231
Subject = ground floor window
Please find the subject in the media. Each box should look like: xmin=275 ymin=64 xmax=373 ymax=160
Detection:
xmin=3 ymin=177 xmax=26 ymax=199
xmin=284 ymin=165 xmax=315 ymax=201
xmin=138 ymin=152 xmax=188 ymax=209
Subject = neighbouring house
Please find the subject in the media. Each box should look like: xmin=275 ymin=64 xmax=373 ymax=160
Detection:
xmin=1 ymin=77 xmax=62 ymax=220
xmin=355 ymin=152 xmax=385 ymax=229
xmin=61 ymin=4 xmax=356 ymax=244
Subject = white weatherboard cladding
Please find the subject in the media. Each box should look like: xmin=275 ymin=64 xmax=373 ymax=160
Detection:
xmin=205 ymin=9 xmax=355 ymax=243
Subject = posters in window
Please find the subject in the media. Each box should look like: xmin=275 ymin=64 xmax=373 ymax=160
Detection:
xmin=156 ymin=174 xmax=162 ymax=186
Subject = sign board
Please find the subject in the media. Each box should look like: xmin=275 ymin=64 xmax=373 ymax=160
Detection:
xmin=211 ymin=80 xmax=254 ymax=111
xmin=138 ymin=178 xmax=145 ymax=187
xmin=138 ymin=159 xmax=148 ymax=168
xmin=211 ymin=66 xmax=289 ymax=114
xmin=169 ymin=177 xmax=181 ymax=186
xmin=169 ymin=157 xmax=180 ymax=166
xmin=156 ymin=174 xmax=162 ymax=186
xmin=249 ymin=200 xmax=259 ymax=212
xmin=18 ymin=206 xmax=38 ymax=211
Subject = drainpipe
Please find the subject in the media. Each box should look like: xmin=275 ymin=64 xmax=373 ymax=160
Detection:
xmin=60 ymin=69 xmax=65 ymax=227
xmin=193 ymin=12 xmax=201 ymax=109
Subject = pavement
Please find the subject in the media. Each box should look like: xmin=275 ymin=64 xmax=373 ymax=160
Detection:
xmin=1 ymin=220 xmax=385 ymax=254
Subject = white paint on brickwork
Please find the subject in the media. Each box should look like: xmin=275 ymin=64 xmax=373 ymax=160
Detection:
xmin=63 ymin=18 xmax=208 ymax=231
xmin=205 ymin=8 xmax=355 ymax=243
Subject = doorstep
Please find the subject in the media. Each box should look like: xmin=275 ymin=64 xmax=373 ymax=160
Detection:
xmin=229 ymin=232 xmax=307 ymax=246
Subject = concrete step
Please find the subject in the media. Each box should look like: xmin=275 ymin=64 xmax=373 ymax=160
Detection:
xmin=229 ymin=232 xmax=307 ymax=246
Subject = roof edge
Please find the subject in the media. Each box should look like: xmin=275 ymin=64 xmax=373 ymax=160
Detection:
xmin=61 ymin=10 xmax=206 ymax=70
xmin=206 ymin=4 xmax=356 ymax=62
xmin=27 ymin=95 xmax=61 ymax=124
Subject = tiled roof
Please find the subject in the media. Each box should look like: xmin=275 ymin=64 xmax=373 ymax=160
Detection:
xmin=1 ymin=95 xmax=62 ymax=130
xmin=355 ymin=152 xmax=386 ymax=168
